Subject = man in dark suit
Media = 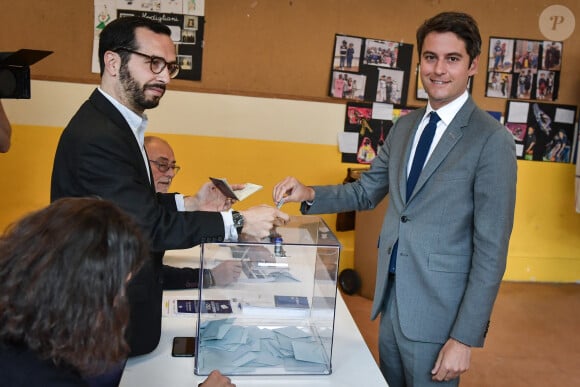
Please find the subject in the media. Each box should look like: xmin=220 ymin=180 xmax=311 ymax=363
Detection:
xmin=273 ymin=12 xmax=517 ymax=386
xmin=51 ymin=16 xmax=286 ymax=384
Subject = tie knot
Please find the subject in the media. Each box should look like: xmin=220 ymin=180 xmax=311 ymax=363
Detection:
xmin=429 ymin=111 xmax=441 ymax=126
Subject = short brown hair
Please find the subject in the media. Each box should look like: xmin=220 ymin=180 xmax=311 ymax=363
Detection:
xmin=417 ymin=12 xmax=482 ymax=65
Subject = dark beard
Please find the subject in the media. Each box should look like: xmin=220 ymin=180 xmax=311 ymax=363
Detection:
xmin=119 ymin=64 xmax=165 ymax=111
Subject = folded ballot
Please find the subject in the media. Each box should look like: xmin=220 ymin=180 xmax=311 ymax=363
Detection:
xmin=210 ymin=177 xmax=262 ymax=201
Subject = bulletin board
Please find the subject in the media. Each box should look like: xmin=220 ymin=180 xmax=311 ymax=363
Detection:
xmin=0 ymin=0 xmax=578 ymax=113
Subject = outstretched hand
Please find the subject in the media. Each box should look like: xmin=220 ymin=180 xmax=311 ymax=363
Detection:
xmin=272 ymin=176 xmax=315 ymax=205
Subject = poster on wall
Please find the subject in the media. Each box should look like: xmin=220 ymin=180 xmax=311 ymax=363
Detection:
xmin=340 ymin=102 xmax=415 ymax=164
xmin=486 ymin=36 xmax=562 ymax=101
xmin=93 ymin=0 xmax=205 ymax=81
xmin=504 ymin=100 xmax=577 ymax=162
xmin=329 ymin=34 xmax=414 ymax=106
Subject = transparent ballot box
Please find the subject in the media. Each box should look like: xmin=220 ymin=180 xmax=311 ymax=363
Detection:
xmin=194 ymin=216 xmax=341 ymax=376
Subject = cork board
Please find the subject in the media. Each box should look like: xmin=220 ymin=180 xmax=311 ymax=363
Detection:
xmin=0 ymin=0 xmax=577 ymax=112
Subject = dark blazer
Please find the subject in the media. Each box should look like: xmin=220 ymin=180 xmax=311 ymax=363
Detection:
xmin=51 ymin=89 xmax=225 ymax=356
xmin=304 ymin=97 xmax=517 ymax=347
xmin=0 ymin=344 xmax=86 ymax=386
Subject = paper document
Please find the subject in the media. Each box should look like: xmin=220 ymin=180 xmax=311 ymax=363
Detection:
xmin=210 ymin=177 xmax=262 ymax=201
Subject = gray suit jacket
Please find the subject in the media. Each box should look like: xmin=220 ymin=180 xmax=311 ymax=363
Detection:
xmin=304 ymin=97 xmax=517 ymax=347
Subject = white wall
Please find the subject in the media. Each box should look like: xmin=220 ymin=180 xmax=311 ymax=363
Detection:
xmin=3 ymin=80 xmax=346 ymax=145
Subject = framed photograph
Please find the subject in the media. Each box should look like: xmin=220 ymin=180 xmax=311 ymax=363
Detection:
xmin=184 ymin=15 xmax=198 ymax=30
xmin=505 ymin=100 xmax=577 ymax=162
xmin=178 ymin=55 xmax=193 ymax=70
xmin=514 ymin=39 xmax=541 ymax=74
xmin=330 ymin=71 xmax=366 ymax=101
xmin=329 ymin=34 xmax=413 ymax=104
xmin=333 ymin=35 xmax=363 ymax=72
xmin=181 ymin=29 xmax=196 ymax=44
xmin=376 ymin=68 xmax=404 ymax=104
xmin=362 ymin=39 xmax=400 ymax=68
xmin=488 ymin=38 xmax=515 ymax=73
xmin=485 ymin=72 xmax=512 ymax=99
xmin=541 ymin=41 xmax=562 ymax=71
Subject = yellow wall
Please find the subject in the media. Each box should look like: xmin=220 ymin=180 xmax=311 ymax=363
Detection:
xmin=0 ymin=124 xmax=357 ymax=271
xmin=1 ymin=121 xmax=579 ymax=282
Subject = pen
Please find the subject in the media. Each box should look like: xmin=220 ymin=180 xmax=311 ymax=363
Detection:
xmin=276 ymin=197 xmax=285 ymax=209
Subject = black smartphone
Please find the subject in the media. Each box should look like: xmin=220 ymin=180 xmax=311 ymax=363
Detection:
xmin=172 ymin=336 xmax=196 ymax=357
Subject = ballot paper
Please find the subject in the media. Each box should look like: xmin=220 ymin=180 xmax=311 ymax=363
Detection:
xmin=209 ymin=177 xmax=262 ymax=201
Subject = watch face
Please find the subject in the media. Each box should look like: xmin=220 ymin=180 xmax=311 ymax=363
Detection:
xmin=232 ymin=211 xmax=244 ymax=227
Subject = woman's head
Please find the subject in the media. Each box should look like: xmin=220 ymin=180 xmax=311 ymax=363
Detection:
xmin=0 ymin=197 xmax=148 ymax=375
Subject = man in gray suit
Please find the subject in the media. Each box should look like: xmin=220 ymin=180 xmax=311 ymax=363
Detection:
xmin=273 ymin=12 xmax=517 ymax=386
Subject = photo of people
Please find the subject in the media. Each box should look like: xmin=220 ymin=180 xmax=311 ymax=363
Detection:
xmin=536 ymin=70 xmax=554 ymax=100
xmin=376 ymin=69 xmax=403 ymax=104
xmin=487 ymin=36 xmax=562 ymax=102
xmin=329 ymin=34 xmax=413 ymax=105
xmin=331 ymin=71 xmax=366 ymax=101
xmin=488 ymin=38 xmax=514 ymax=73
xmin=515 ymin=70 xmax=533 ymax=99
xmin=505 ymin=101 xmax=577 ymax=162
xmin=333 ymin=35 xmax=363 ymax=72
xmin=178 ymin=55 xmax=193 ymax=70
xmin=514 ymin=39 xmax=540 ymax=74
xmin=182 ymin=29 xmax=196 ymax=44
xmin=486 ymin=72 xmax=511 ymax=99
xmin=184 ymin=15 xmax=198 ymax=30
xmin=542 ymin=41 xmax=562 ymax=71
xmin=363 ymin=39 xmax=399 ymax=68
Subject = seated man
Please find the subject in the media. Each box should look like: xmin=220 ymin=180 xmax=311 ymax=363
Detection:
xmin=145 ymin=135 xmax=242 ymax=288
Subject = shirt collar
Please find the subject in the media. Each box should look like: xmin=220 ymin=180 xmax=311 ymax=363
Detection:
xmin=97 ymin=88 xmax=149 ymax=146
xmin=425 ymin=90 xmax=469 ymax=127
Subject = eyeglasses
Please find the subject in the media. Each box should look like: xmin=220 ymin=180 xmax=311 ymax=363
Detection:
xmin=149 ymin=159 xmax=181 ymax=174
xmin=114 ymin=47 xmax=180 ymax=78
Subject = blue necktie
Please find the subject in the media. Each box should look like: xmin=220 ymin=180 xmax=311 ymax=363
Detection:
xmin=406 ymin=111 xmax=440 ymax=201
xmin=388 ymin=111 xmax=440 ymax=274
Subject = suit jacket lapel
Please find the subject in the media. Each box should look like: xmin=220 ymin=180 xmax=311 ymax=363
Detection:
xmin=406 ymin=98 xmax=475 ymax=203
xmin=399 ymin=108 xmax=426 ymax=202
xmin=89 ymin=89 xmax=153 ymax=192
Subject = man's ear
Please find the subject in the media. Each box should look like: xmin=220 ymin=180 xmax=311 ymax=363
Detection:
xmin=468 ymin=55 xmax=479 ymax=76
xmin=103 ymin=50 xmax=121 ymax=76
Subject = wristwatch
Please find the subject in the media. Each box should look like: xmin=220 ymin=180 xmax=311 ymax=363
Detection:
xmin=232 ymin=211 xmax=244 ymax=235
xmin=202 ymin=269 xmax=215 ymax=288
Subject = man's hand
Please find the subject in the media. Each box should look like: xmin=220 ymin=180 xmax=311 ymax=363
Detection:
xmin=184 ymin=182 xmax=236 ymax=212
xmin=431 ymin=338 xmax=471 ymax=382
xmin=198 ymin=370 xmax=235 ymax=387
xmin=211 ymin=260 xmax=242 ymax=286
xmin=239 ymin=205 xmax=290 ymax=240
xmin=272 ymin=176 xmax=315 ymax=205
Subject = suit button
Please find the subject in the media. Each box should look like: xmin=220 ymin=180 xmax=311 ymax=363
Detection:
xmin=401 ymin=216 xmax=408 ymax=223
